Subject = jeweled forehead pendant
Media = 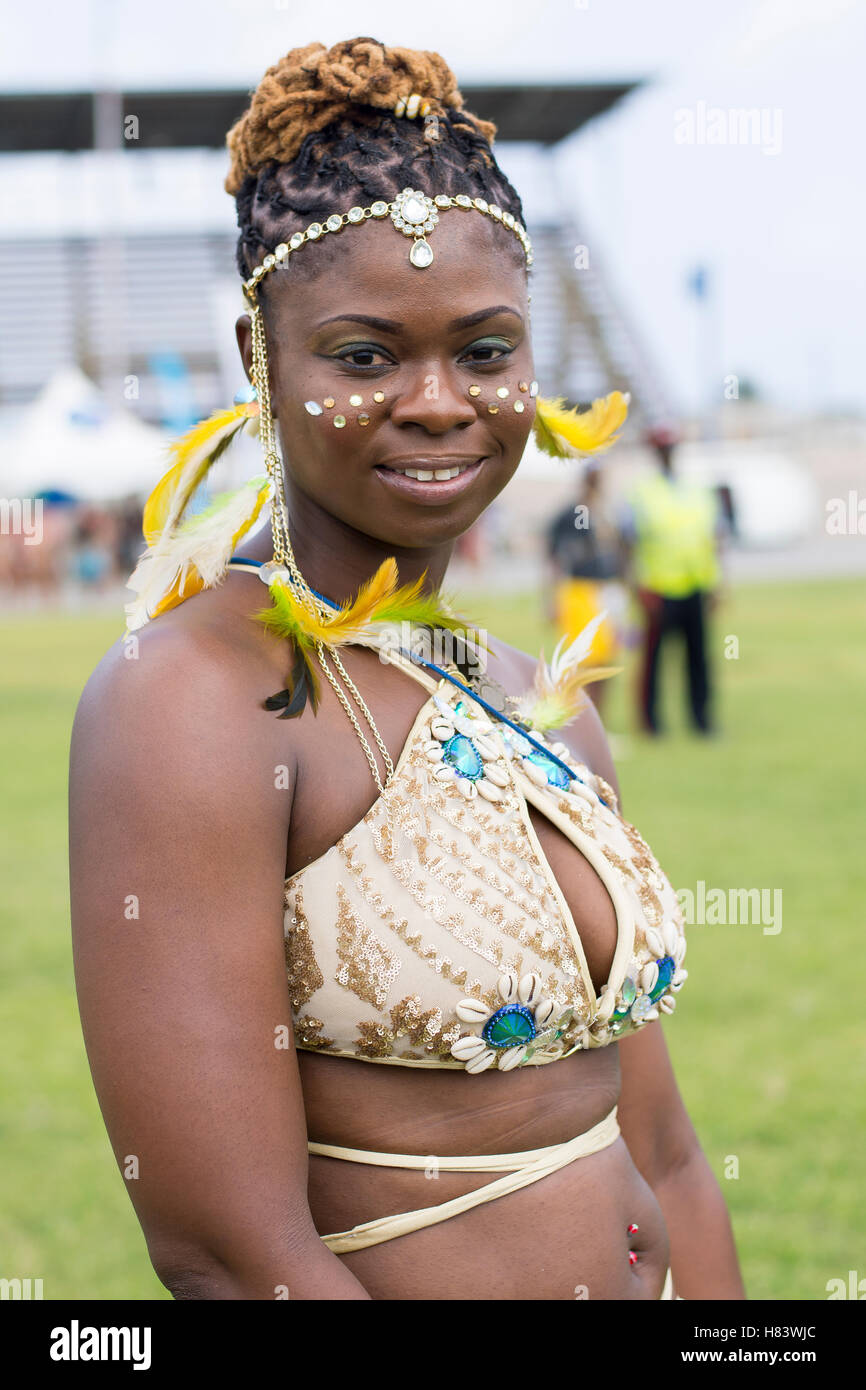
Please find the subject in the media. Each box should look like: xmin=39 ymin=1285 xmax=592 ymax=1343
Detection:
xmin=241 ymin=188 xmax=533 ymax=301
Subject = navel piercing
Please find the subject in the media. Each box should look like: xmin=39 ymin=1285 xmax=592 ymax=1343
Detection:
xmin=627 ymin=1223 xmax=639 ymax=1234
xmin=304 ymin=400 xmax=323 ymax=416
xmin=628 ymin=1250 xmax=638 ymax=1266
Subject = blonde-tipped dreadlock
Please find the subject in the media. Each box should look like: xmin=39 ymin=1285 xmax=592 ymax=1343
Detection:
xmin=224 ymin=36 xmax=497 ymax=197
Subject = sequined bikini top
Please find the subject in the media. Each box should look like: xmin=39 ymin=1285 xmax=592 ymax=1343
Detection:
xmin=283 ymin=649 xmax=688 ymax=1073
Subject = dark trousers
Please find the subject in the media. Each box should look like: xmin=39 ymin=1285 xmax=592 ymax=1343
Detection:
xmin=637 ymin=589 xmax=712 ymax=733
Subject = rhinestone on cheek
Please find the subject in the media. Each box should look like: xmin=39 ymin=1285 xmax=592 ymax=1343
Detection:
xmin=323 ymin=397 xmax=335 ymax=409
xmin=304 ymin=400 xmax=323 ymax=416
xmin=514 ymin=401 xmax=525 ymax=413
xmin=487 ymin=403 xmax=499 ymax=414
xmin=518 ymin=380 xmax=529 ymax=392
xmin=372 ymin=390 xmax=385 ymax=403
xmin=348 ymin=394 xmax=363 ymax=407
xmin=496 ymin=386 xmax=509 ymax=398
xmin=468 ymin=385 xmax=481 ymax=397
xmin=333 ymin=414 xmax=347 ymax=428
xmin=358 ymin=413 xmax=370 ymax=426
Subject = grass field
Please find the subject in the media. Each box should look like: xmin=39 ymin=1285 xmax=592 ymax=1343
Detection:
xmin=1 ymin=576 xmax=864 ymax=1300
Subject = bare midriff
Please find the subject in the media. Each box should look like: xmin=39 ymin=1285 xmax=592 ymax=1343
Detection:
xmin=298 ymin=1044 xmax=670 ymax=1300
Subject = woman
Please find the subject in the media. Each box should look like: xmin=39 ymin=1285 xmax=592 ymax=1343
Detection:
xmin=69 ymin=36 xmax=744 ymax=1300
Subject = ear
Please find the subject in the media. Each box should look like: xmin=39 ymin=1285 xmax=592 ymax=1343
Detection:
xmin=234 ymin=314 xmax=278 ymax=419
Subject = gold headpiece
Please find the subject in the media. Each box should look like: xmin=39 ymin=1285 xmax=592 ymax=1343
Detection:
xmin=242 ymin=189 xmax=533 ymax=295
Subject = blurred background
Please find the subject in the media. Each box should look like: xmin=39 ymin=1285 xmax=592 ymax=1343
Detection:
xmin=1 ymin=0 xmax=864 ymax=1300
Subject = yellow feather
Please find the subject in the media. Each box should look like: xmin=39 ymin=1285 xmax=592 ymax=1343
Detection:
xmin=143 ymin=403 xmax=257 ymax=544
xmin=534 ymin=390 xmax=629 ymax=459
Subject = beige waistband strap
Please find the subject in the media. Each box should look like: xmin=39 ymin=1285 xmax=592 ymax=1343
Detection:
xmin=313 ymin=1106 xmax=620 ymax=1254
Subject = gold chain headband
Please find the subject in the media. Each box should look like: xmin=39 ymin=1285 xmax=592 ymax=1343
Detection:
xmin=242 ymin=189 xmax=533 ymax=295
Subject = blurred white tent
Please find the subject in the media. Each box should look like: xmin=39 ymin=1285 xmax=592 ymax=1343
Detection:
xmin=0 ymin=365 xmax=169 ymax=500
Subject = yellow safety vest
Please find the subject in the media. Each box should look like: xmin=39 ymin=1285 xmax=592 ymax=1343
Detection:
xmin=628 ymin=472 xmax=720 ymax=597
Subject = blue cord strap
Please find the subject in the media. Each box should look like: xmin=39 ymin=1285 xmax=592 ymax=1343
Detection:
xmin=225 ymin=556 xmax=602 ymax=801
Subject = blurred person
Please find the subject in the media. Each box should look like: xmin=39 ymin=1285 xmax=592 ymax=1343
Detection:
xmin=545 ymin=461 xmax=624 ymax=715
xmin=621 ymin=426 xmax=722 ymax=736
xmin=72 ymin=505 xmax=117 ymax=592
xmin=70 ymin=36 xmax=743 ymax=1304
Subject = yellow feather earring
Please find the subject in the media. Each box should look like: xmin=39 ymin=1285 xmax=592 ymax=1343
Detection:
xmin=124 ymin=398 xmax=268 ymax=632
xmin=533 ymin=390 xmax=630 ymax=459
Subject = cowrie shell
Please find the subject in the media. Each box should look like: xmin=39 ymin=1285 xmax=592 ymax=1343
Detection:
xmin=433 ymin=765 xmax=454 ymax=783
xmin=465 ymin=1047 xmax=497 ymax=1074
xmin=430 ymin=718 xmax=453 ymax=740
xmin=674 ymin=938 xmax=687 ymax=965
xmin=497 ymin=1044 xmax=528 ymax=1071
xmin=518 ymin=971 xmax=543 ymax=1005
xmin=498 ymin=971 xmax=518 ymax=1003
xmin=456 ymin=777 xmax=477 ymax=799
xmin=480 ymin=762 xmax=509 ymax=787
xmin=523 ymin=760 xmax=550 ymax=788
xmin=662 ymin=921 xmax=678 ymax=955
xmin=451 ymin=1035 xmax=488 ymax=1061
xmin=425 ymin=747 xmax=444 ymax=763
xmin=476 ymin=779 xmax=502 ymax=802
xmin=658 ymin=995 xmax=676 ymax=1013
xmin=533 ymin=998 xmax=556 ymax=1028
xmin=472 ymin=735 xmax=498 ymax=760
xmin=455 ymin=998 xmax=490 ymax=1023
xmin=644 ymin=929 xmax=665 ymax=958
xmin=595 ymin=988 xmax=616 ymax=1022
xmin=641 ymin=962 xmax=659 ymax=994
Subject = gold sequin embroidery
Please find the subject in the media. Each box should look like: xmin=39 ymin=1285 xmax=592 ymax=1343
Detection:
xmin=295 ymin=1016 xmax=335 ymax=1049
xmin=334 ymin=882 xmax=402 ymax=1009
xmin=283 ymin=883 xmax=324 ymax=1008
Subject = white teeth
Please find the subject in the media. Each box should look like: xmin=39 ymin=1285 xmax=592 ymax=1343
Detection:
xmin=392 ymin=464 xmax=467 ymax=481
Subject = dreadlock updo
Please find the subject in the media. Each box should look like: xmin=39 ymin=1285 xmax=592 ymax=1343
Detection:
xmin=225 ymin=36 xmax=529 ymax=293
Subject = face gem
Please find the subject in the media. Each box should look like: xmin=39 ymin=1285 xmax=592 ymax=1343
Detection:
xmin=323 ymin=397 xmax=335 ymax=409
xmin=333 ymin=414 xmax=347 ymax=428
xmin=358 ymin=413 xmax=370 ymax=426
xmin=487 ymin=404 xmax=499 ymax=414
xmin=496 ymin=386 xmax=509 ymax=398
xmin=304 ymin=400 xmax=323 ymax=416
xmin=348 ymin=394 xmax=363 ymax=407
xmin=514 ymin=401 xmax=525 ymax=412
xmin=373 ymin=390 xmax=385 ymax=403
xmin=518 ymin=380 xmax=529 ymax=391
xmin=468 ymin=385 xmax=481 ymax=397
xmin=529 ymin=380 xmax=538 ymax=397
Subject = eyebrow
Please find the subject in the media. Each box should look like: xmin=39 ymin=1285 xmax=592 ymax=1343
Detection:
xmin=313 ymin=305 xmax=524 ymax=333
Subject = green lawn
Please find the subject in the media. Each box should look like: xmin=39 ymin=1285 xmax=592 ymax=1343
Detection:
xmin=1 ymin=577 xmax=863 ymax=1299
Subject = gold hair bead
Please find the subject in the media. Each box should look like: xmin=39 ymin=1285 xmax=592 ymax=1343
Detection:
xmin=323 ymin=397 xmax=335 ymax=409
xmin=406 ymin=94 xmax=421 ymax=119
xmin=372 ymin=390 xmax=385 ymax=403
xmin=468 ymin=385 xmax=481 ymax=397
xmin=348 ymin=394 xmax=364 ymax=407
xmin=394 ymin=97 xmax=407 ymax=117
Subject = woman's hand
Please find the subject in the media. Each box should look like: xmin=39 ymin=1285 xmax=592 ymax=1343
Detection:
xmin=69 ymin=618 xmax=370 ymax=1299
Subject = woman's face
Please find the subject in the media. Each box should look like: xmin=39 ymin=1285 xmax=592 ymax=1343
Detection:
xmin=236 ymin=212 xmax=535 ymax=550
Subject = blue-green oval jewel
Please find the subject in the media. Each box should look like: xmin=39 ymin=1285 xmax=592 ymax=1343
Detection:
xmin=482 ymin=1003 xmax=537 ymax=1049
xmin=613 ymin=975 xmax=637 ymax=1018
xmin=649 ymin=955 xmax=676 ymax=1001
xmin=527 ymin=749 xmax=571 ymax=790
xmin=442 ymin=733 xmax=484 ymax=780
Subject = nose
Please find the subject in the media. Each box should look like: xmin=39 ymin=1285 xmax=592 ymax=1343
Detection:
xmin=388 ymin=365 xmax=479 ymax=433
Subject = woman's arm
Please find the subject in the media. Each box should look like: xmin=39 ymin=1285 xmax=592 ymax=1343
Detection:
xmin=617 ymin=1023 xmax=746 ymax=1299
xmin=561 ymin=695 xmax=745 ymax=1299
xmin=69 ymin=621 xmax=370 ymax=1300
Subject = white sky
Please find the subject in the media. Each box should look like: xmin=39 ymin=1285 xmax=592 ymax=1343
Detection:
xmin=2 ymin=0 xmax=863 ymax=415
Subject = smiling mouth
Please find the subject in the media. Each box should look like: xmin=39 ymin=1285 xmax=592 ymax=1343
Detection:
xmin=376 ymin=457 xmax=482 ymax=480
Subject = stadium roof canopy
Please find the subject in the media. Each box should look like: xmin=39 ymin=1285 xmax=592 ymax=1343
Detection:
xmin=0 ymin=83 xmax=640 ymax=153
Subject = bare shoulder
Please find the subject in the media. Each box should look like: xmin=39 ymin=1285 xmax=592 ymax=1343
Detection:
xmin=482 ymin=629 xmax=623 ymax=808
